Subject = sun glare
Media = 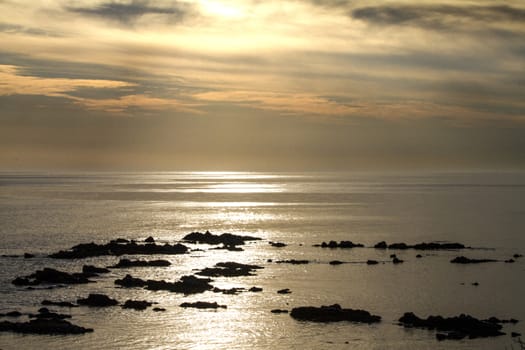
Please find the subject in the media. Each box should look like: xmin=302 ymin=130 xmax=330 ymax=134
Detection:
xmin=199 ymin=0 xmax=245 ymax=19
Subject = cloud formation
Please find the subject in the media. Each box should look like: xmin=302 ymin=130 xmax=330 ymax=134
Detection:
xmin=67 ymin=0 xmax=194 ymax=25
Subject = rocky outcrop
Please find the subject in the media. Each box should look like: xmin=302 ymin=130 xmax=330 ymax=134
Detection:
xmin=271 ymin=309 xmax=289 ymax=314
xmin=182 ymin=231 xmax=261 ymax=246
xmin=41 ymin=300 xmax=78 ymax=308
xmin=375 ymin=241 xmax=467 ymax=250
xmin=0 ymin=318 xmax=93 ymax=335
xmin=49 ymin=240 xmax=188 ymax=259
xmin=315 ymin=241 xmax=364 ymax=248
xmin=450 ymin=256 xmax=497 ymax=264
xmin=122 ymin=300 xmax=153 ymax=310
xmin=197 ymin=262 xmax=263 ymax=277
xmin=249 ymin=286 xmax=263 ymax=292
xmin=115 ymin=274 xmax=214 ymax=294
xmin=180 ymin=301 xmax=226 ymax=309
xmin=109 ymin=258 xmax=171 ymax=268
xmin=277 ymin=288 xmax=291 ymax=294
xmin=275 ymin=259 xmax=309 ymax=265
xmin=82 ymin=265 xmax=110 ymax=275
xmin=398 ymin=312 xmax=506 ymax=340
xmin=77 ymin=294 xmax=119 ymax=307
xmin=269 ymin=241 xmax=287 ymax=247
xmin=290 ymin=304 xmax=381 ymax=323
xmin=12 ymin=268 xmax=93 ymax=286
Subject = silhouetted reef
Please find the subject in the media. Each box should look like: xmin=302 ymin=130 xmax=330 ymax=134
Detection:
xmin=290 ymin=304 xmax=381 ymax=323
xmin=196 ymin=261 xmax=263 ymax=277
xmin=182 ymin=231 xmax=261 ymax=246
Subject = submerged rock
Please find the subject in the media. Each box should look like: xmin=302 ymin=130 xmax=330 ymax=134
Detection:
xmin=182 ymin=231 xmax=261 ymax=246
xmin=277 ymin=288 xmax=292 ymax=294
xmin=12 ymin=268 xmax=92 ymax=286
xmin=374 ymin=241 xmax=387 ymax=249
xmin=82 ymin=265 xmax=110 ymax=274
xmin=41 ymin=300 xmax=78 ymax=308
xmin=0 ymin=318 xmax=93 ymax=335
xmin=398 ymin=312 xmax=506 ymax=340
xmin=110 ymin=258 xmax=171 ymax=268
xmin=275 ymin=259 xmax=309 ymax=265
xmin=271 ymin=309 xmax=289 ymax=314
xmin=366 ymin=260 xmax=379 ymax=265
xmin=77 ymin=294 xmax=119 ymax=307
xmin=450 ymin=256 xmax=497 ymax=264
xmin=374 ymin=241 xmax=467 ymax=250
xmin=180 ymin=301 xmax=226 ymax=309
xmin=329 ymin=260 xmax=344 ymax=265
xmin=153 ymin=307 xmax=166 ymax=312
xmin=290 ymin=304 xmax=381 ymax=323
xmin=49 ymin=240 xmax=188 ymax=259
xmin=249 ymin=286 xmax=263 ymax=292
xmin=197 ymin=262 xmax=263 ymax=277
xmin=269 ymin=241 xmax=287 ymax=248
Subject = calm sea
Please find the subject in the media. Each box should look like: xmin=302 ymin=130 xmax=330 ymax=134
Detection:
xmin=1 ymin=171 xmax=524 ymax=349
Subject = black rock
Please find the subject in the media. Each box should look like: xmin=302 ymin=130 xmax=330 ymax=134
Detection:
xmin=5 ymin=311 xmax=22 ymax=317
xmin=366 ymin=260 xmax=379 ymax=265
xmin=393 ymin=257 xmax=404 ymax=264
xmin=374 ymin=241 xmax=387 ymax=249
xmin=197 ymin=262 xmax=263 ymax=277
xmin=122 ymin=300 xmax=153 ymax=311
xmin=275 ymin=259 xmax=309 ymax=265
xmin=290 ymin=304 xmax=381 ymax=323
xmin=210 ymin=244 xmax=244 ymax=251
xmin=0 ymin=318 xmax=93 ymax=335
xmin=110 ymin=258 xmax=171 ymax=268
xmin=513 ymin=254 xmax=523 ymax=259
xmin=269 ymin=241 xmax=287 ymax=248
xmin=329 ymin=260 xmax=344 ymax=265
xmin=180 ymin=301 xmax=226 ymax=309
xmin=145 ymin=236 xmax=155 ymax=243
xmin=416 ymin=254 xmax=422 ymax=258
xmin=511 ymin=332 xmax=522 ymax=337
xmin=319 ymin=241 xmax=364 ymax=248
xmin=115 ymin=274 xmax=147 ymax=288
xmin=32 ymin=308 xmax=71 ymax=320
xmin=451 ymin=256 xmax=497 ymax=264
xmin=12 ymin=268 xmax=92 ymax=286
xmin=153 ymin=307 xmax=166 ymax=312
xmin=249 ymin=286 xmax=263 ymax=292
xmin=277 ymin=288 xmax=291 ymax=294
xmin=116 ymin=274 xmax=214 ymax=294
xmin=212 ymin=287 xmax=244 ymax=295
xmin=83 ymin=265 xmax=110 ymax=274
xmin=504 ymin=259 xmax=515 ymax=263
xmin=49 ymin=240 xmax=188 ymax=259
xmin=398 ymin=312 xmax=505 ymax=339
xmin=271 ymin=309 xmax=289 ymax=314
xmin=23 ymin=253 xmax=34 ymax=259
xmin=77 ymin=294 xmax=119 ymax=307
xmin=182 ymin=231 xmax=261 ymax=246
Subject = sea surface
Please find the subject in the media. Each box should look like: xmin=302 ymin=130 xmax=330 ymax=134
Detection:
xmin=0 ymin=171 xmax=524 ymax=349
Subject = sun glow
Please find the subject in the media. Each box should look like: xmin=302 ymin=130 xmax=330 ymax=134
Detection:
xmin=199 ymin=0 xmax=245 ymax=19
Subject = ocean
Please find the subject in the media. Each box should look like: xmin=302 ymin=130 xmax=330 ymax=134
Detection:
xmin=1 ymin=171 xmax=524 ymax=349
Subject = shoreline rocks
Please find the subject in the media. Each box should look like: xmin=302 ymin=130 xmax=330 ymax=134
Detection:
xmin=49 ymin=241 xmax=188 ymax=259
xmin=375 ymin=241 xmax=467 ymax=250
xmin=109 ymin=258 xmax=171 ymax=268
xmin=450 ymin=256 xmax=497 ymax=264
xmin=314 ymin=241 xmax=364 ymax=248
xmin=399 ymin=312 xmax=506 ymax=340
xmin=182 ymin=231 xmax=261 ymax=246
xmin=122 ymin=300 xmax=153 ymax=311
xmin=12 ymin=268 xmax=93 ymax=286
xmin=0 ymin=318 xmax=93 ymax=335
xmin=77 ymin=294 xmax=119 ymax=307
xmin=115 ymin=274 xmax=214 ymax=294
xmin=197 ymin=262 xmax=263 ymax=277
xmin=291 ymin=304 xmax=381 ymax=323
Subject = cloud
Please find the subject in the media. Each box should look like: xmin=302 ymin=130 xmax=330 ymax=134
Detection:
xmin=0 ymin=22 xmax=58 ymax=36
xmin=351 ymin=5 xmax=525 ymax=29
xmin=0 ymin=64 xmax=134 ymax=97
xmin=66 ymin=0 xmax=194 ymax=25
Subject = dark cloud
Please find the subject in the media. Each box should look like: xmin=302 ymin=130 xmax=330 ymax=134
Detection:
xmin=66 ymin=0 xmax=194 ymax=25
xmin=351 ymin=5 xmax=525 ymax=29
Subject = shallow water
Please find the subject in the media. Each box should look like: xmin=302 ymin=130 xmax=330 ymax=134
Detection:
xmin=1 ymin=171 xmax=524 ymax=349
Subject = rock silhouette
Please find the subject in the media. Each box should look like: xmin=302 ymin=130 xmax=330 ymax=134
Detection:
xmin=197 ymin=262 xmax=263 ymax=277
xmin=180 ymin=301 xmax=226 ymax=309
xmin=115 ymin=274 xmax=214 ymax=294
xmin=77 ymin=294 xmax=119 ymax=307
xmin=122 ymin=300 xmax=153 ymax=310
xmin=182 ymin=231 xmax=261 ymax=246
xmin=109 ymin=258 xmax=171 ymax=268
xmin=450 ymin=256 xmax=497 ymax=264
xmin=291 ymin=304 xmax=381 ymax=323
xmin=12 ymin=268 xmax=92 ymax=286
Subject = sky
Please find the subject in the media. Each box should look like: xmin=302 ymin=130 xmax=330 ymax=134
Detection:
xmin=0 ymin=0 xmax=524 ymax=171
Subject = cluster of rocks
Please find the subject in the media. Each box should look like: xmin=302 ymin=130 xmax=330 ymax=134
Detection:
xmin=49 ymin=241 xmax=188 ymax=259
xmin=290 ymin=304 xmax=381 ymax=323
xmin=115 ymin=274 xmax=214 ymax=294
xmin=180 ymin=301 xmax=226 ymax=309
xmin=398 ymin=312 xmax=513 ymax=340
xmin=374 ymin=241 xmax=467 ymax=250
xmin=314 ymin=241 xmax=364 ymax=248
xmin=0 ymin=308 xmax=92 ymax=335
xmin=109 ymin=258 xmax=171 ymax=268
xmin=182 ymin=231 xmax=261 ymax=246
xmin=196 ymin=262 xmax=263 ymax=277
xmin=451 ymin=256 xmax=497 ymax=264
xmin=12 ymin=268 xmax=94 ymax=286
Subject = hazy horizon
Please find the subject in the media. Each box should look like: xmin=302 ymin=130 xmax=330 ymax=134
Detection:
xmin=1 ymin=1 xmax=524 ymax=171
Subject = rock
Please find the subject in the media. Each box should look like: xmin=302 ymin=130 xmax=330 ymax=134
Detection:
xmin=12 ymin=268 xmax=92 ymax=286
xmin=5 ymin=311 xmax=22 ymax=317
xmin=398 ymin=312 xmax=506 ymax=339
xmin=451 ymin=256 xmax=497 ymax=264
xmin=210 ymin=244 xmax=244 ymax=251
xmin=180 ymin=301 xmax=226 ymax=309
xmin=329 ymin=260 xmax=344 ymax=265
xmin=49 ymin=240 xmax=188 ymax=259
xmin=182 ymin=231 xmax=261 ymax=246
xmin=77 ymin=294 xmax=119 ymax=307
xmin=319 ymin=241 xmax=364 ymax=248
xmin=374 ymin=241 xmax=387 ymax=249
xmin=153 ymin=307 xmax=166 ymax=312
xmin=485 ymin=317 xmax=518 ymax=324
xmin=23 ymin=253 xmax=34 ymax=259
xmin=249 ymin=286 xmax=263 ymax=292
xmin=110 ymin=258 xmax=171 ymax=268
xmin=275 ymin=259 xmax=309 ymax=265
xmin=513 ymin=254 xmax=523 ymax=259
xmin=290 ymin=304 xmax=381 ymax=323
xmin=41 ymin=300 xmax=77 ymax=308
xmin=197 ymin=262 xmax=263 ymax=277
xmin=212 ymin=287 xmax=244 ymax=295
xmin=82 ymin=265 xmax=110 ymax=274
xmin=0 ymin=318 xmax=93 ymax=334
xmin=393 ymin=257 xmax=404 ymax=264
xmin=390 ymin=254 xmax=397 ymax=258
xmin=111 ymin=238 xmax=130 ymax=244
xmin=511 ymin=332 xmax=522 ymax=337
xmin=271 ymin=309 xmax=288 ymax=314
xmin=145 ymin=236 xmax=155 ymax=243
xmin=115 ymin=274 xmax=147 ymax=288
xmin=269 ymin=241 xmax=287 ymax=247
xmin=416 ymin=254 xmax=422 ymax=258
xmin=32 ymin=308 xmax=71 ymax=320
xmin=472 ymin=282 xmax=479 ymax=286
xmin=116 ymin=274 xmax=214 ymax=294
xmin=122 ymin=300 xmax=153 ymax=311
xmin=277 ymin=288 xmax=291 ymax=294
xmin=366 ymin=260 xmax=379 ymax=265
xmin=505 ymin=259 xmax=515 ymax=263
xmin=389 ymin=243 xmax=409 ymax=250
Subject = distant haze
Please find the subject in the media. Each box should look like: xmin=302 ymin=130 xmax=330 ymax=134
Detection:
xmin=1 ymin=1 xmax=524 ymax=171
